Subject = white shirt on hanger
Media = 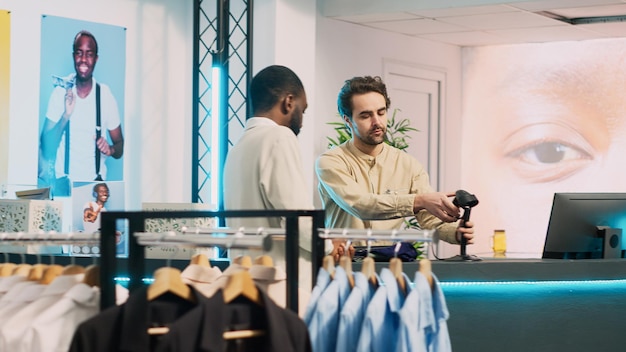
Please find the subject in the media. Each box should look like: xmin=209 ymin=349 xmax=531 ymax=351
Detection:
xmin=23 ymin=282 xmax=100 ymax=352
xmin=0 ymin=273 xmax=84 ymax=351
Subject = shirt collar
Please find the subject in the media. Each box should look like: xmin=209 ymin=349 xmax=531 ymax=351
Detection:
xmin=380 ymin=267 xmax=409 ymax=313
xmin=345 ymin=140 xmax=387 ymax=163
xmin=40 ymin=274 xmax=84 ymax=297
xmin=245 ymin=117 xmax=280 ymax=129
xmin=181 ymin=264 xmax=223 ymax=284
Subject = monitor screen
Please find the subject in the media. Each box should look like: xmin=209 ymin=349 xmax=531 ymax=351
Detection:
xmin=543 ymin=193 xmax=626 ymax=259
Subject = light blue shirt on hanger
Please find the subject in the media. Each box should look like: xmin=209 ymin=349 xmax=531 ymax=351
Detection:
xmin=335 ymin=271 xmax=378 ymax=352
xmin=396 ymin=271 xmax=433 ymax=352
xmin=308 ymin=265 xmax=352 ymax=352
xmin=356 ymin=267 xmax=411 ymax=352
xmin=304 ymin=266 xmax=332 ymax=325
xmin=428 ymin=274 xmax=452 ymax=352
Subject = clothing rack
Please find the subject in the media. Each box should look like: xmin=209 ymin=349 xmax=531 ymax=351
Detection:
xmin=134 ymin=229 xmax=274 ymax=251
xmin=0 ymin=231 xmax=100 ymax=243
xmin=317 ymin=228 xmax=436 ymax=242
xmin=310 ymin=227 xmax=436 ymax=273
xmin=99 ymin=209 xmax=325 ymax=311
xmin=0 ymin=231 xmax=100 ymax=264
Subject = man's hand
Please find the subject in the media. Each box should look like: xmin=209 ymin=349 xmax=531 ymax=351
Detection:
xmin=96 ymin=137 xmax=114 ymax=156
xmin=456 ymin=220 xmax=475 ymax=244
xmin=414 ymin=192 xmax=460 ymax=222
xmin=330 ymin=239 xmax=355 ymax=263
xmin=84 ymin=209 xmax=98 ymax=223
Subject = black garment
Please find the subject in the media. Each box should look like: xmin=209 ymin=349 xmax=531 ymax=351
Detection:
xmin=69 ymin=285 xmax=311 ymax=352
xmin=68 ymin=286 xmax=203 ymax=352
xmin=160 ymin=290 xmax=311 ymax=352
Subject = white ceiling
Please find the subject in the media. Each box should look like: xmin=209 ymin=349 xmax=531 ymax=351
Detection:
xmin=321 ymin=0 xmax=626 ymax=46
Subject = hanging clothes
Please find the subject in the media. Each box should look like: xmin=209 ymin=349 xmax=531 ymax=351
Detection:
xmin=356 ymin=267 xmax=411 ymax=352
xmin=335 ymin=270 xmax=378 ymax=352
xmin=395 ymin=271 xmax=433 ymax=352
xmin=396 ymin=271 xmax=451 ymax=352
xmin=303 ymin=265 xmax=333 ymax=325
xmin=0 ymin=273 xmax=85 ymax=351
xmin=69 ymin=281 xmax=312 ymax=351
xmin=426 ymin=274 xmax=452 ymax=352
xmin=24 ymin=280 xmax=100 ymax=352
xmin=307 ymin=265 xmax=351 ymax=352
xmin=69 ymin=285 xmax=205 ymax=351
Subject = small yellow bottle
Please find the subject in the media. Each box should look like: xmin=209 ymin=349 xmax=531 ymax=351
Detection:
xmin=492 ymin=229 xmax=507 ymax=257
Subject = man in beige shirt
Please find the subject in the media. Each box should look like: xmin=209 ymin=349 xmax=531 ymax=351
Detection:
xmin=315 ymin=76 xmax=474 ymax=246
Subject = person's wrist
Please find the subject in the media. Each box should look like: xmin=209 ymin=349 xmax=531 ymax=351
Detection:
xmin=413 ymin=195 xmax=422 ymax=213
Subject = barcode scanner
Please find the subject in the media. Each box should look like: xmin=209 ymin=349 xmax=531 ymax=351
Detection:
xmin=445 ymin=190 xmax=482 ymax=261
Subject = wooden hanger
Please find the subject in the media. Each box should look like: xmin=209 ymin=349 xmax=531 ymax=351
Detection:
xmin=222 ymin=270 xmax=266 ymax=340
xmin=339 ymin=256 xmax=355 ymax=288
xmin=254 ymin=255 xmax=273 ymax=267
xmin=12 ymin=263 xmax=32 ymax=277
xmin=0 ymin=263 xmax=16 ymax=277
xmin=232 ymin=255 xmax=252 ymax=269
xmin=389 ymin=258 xmax=406 ymax=295
xmin=39 ymin=264 xmax=63 ymax=284
xmin=147 ymin=267 xmax=195 ymax=302
xmin=223 ymin=329 xmax=266 ymax=340
xmin=360 ymin=257 xmax=378 ymax=287
xmin=146 ymin=267 xmax=197 ymax=336
xmin=418 ymin=259 xmax=434 ymax=289
xmin=27 ymin=264 xmax=48 ymax=281
xmin=82 ymin=264 xmax=100 ymax=287
xmin=190 ymin=253 xmax=211 ymax=267
xmin=323 ymin=255 xmax=335 ymax=279
xmin=62 ymin=264 xmax=86 ymax=275
xmin=223 ymin=270 xmax=262 ymax=305
xmin=146 ymin=266 xmax=196 ymax=336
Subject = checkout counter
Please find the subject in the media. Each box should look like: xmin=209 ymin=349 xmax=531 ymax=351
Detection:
xmin=397 ymin=257 xmax=626 ymax=352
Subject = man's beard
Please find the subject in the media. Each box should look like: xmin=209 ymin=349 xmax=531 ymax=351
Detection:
xmin=288 ymin=111 xmax=302 ymax=136
xmin=360 ymin=128 xmax=385 ymax=145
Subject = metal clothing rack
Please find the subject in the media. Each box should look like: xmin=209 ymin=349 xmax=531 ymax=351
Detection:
xmin=317 ymin=228 xmax=436 ymax=242
xmin=310 ymin=227 xmax=436 ymax=272
xmin=0 ymin=231 xmax=100 ymax=243
xmin=0 ymin=232 xmax=100 ymax=264
xmin=134 ymin=226 xmax=279 ymax=251
xmin=99 ymin=209 xmax=325 ymax=311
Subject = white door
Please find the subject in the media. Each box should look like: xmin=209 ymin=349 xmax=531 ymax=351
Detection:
xmin=384 ymin=61 xmax=445 ymax=191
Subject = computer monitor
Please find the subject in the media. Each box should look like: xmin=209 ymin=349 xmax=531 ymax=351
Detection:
xmin=543 ymin=193 xmax=626 ymax=259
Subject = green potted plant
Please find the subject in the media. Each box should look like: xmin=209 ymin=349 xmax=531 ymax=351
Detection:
xmin=326 ymin=108 xmax=417 ymax=151
xmin=326 ymin=108 xmax=427 ymax=259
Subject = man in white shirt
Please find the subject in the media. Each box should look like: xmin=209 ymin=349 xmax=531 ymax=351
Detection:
xmin=39 ymin=30 xmax=124 ymax=195
xmin=223 ymin=65 xmax=338 ymax=293
xmin=83 ymin=182 xmax=109 ymax=234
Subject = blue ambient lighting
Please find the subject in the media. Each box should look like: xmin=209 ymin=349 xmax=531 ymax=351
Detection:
xmin=441 ymin=279 xmax=626 ymax=296
xmin=210 ymin=64 xmax=222 ymax=209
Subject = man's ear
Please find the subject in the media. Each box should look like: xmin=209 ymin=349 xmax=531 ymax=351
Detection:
xmin=281 ymin=94 xmax=295 ymax=115
xmin=342 ymin=115 xmax=353 ymax=132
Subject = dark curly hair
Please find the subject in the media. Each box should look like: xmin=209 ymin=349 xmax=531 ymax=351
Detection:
xmin=249 ymin=65 xmax=304 ymax=118
xmin=337 ymin=76 xmax=391 ymax=119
